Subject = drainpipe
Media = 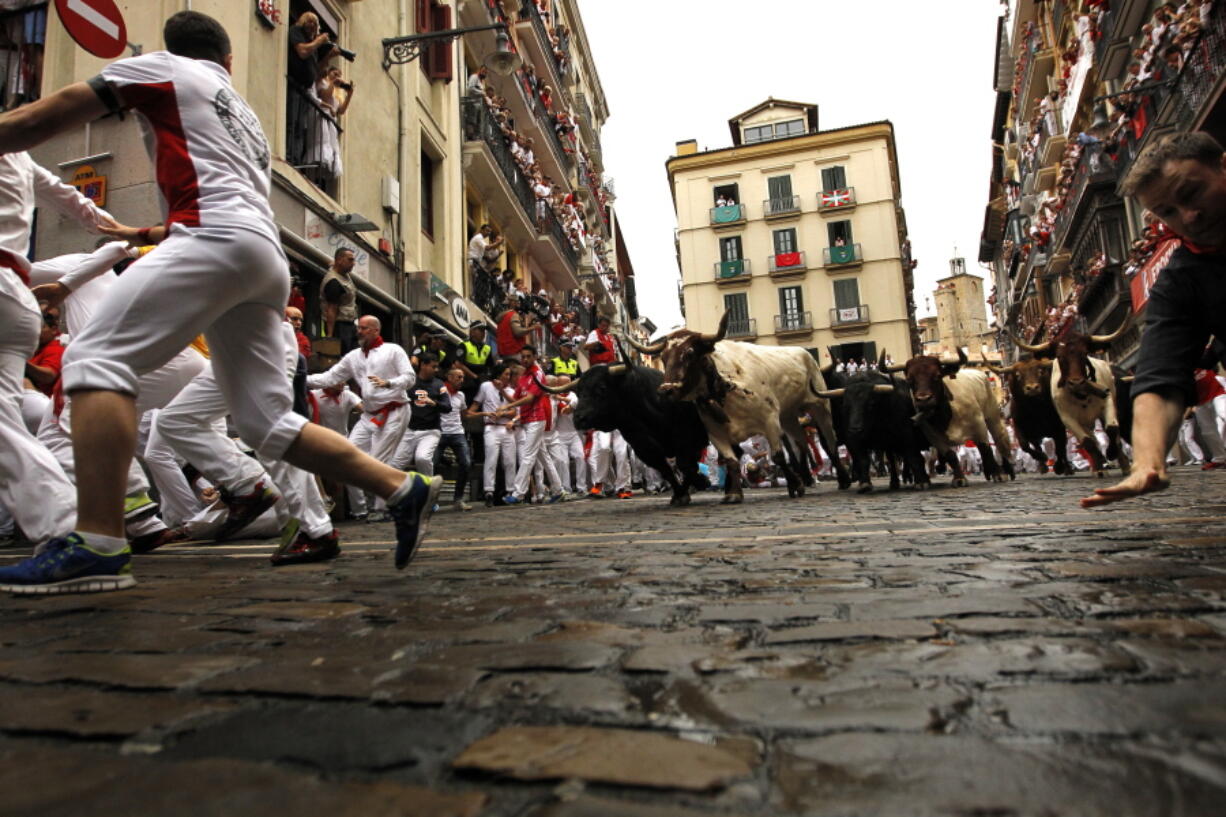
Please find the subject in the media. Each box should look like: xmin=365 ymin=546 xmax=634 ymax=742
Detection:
xmin=385 ymin=0 xmax=410 ymax=338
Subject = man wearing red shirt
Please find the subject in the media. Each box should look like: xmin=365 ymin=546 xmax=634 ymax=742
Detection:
xmin=286 ymin=306 xmax=311 ymax=358
xmin=501 ymin=345 xmax=562 ymax=504
xmin=25 ymin=304 xmax=64 ymax=396
xmin=584 ymin=315 xmax=615 ymax=365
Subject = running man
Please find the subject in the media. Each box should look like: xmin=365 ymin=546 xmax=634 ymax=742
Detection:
xmin=0 ymin=11 xmax=440 ymax=595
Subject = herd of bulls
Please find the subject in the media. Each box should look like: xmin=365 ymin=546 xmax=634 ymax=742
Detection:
xmin=540 ymin=311 xmax=1133 ymax=506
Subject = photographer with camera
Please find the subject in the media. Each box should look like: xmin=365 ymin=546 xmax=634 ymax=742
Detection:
xmin=287 ymin=13 xmax=355 ymax=166
xmin=495 ymin=293 xmax=541 ymax=363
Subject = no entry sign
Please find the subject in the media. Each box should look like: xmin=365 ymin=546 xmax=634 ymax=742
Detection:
xmin=54 ymin=0 xmax=127 ymax=59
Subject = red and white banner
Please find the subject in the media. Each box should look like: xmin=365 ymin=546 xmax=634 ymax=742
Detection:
xmin=1130 ymin=238 xmax=1180 ymax=313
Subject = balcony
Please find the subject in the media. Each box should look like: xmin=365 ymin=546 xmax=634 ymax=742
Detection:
xmin=1163 ymin=3 xmax=1226 ymax=134
xmin=763 ymin=195 xmax=801 ymax=220
xmin=830 ymin=304 xmax=871 ymax=333
xmin=714 ymin=259 xmax=751 ymax=284
xmin=727 ymin=317 xmax=757 ymax=339
xmin=574 ymin=92 xmax=601 ymax=157
xmin=516 ymin=3 xmax=565 ymax=95
xmin=1050 ymin=149 xmax=1118 ymax=255
xmin=823 ymin=243 xmax=862 ymax=269
xmin=774 ymin=311 xmax=813 ymax=336
xmin=462 ymin=97 xmax=537 ymax=226
xmin=818 ymin=187 xmax=856 ymax=213
xmin=285 ymin=78 xmax=342 ymax=197
xmin=710 ymin=203 xmax=746 ymax=228
xmin=768 ymin=251 xmax=807 ymax=278
xmin=539 ymin=199 xmax=580 ymax=275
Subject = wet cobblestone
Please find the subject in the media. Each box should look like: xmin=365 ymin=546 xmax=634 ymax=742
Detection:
xmin=2 ymin=469 xmax=1226 ymax=815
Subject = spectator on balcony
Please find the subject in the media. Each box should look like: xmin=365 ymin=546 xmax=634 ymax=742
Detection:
xmin=834 ymin=236 xmax=846 ymax=247
xmin=468 ymin=223 xmax=492 ymax=274
xmin=308 ymin=66 xmax=352 ymax=179
xmin=539 ymin=83 xmax=553 ymax=110
xmin=466 ymin=66 xmax=487 ymax=97
xmin=1163 ymin=43 xmax=1185 ymax=74
xmin=483 ymin=230 xmax=505 ymax=273
xmin=523 ymin=64 xmax=540 ymax=96
xmin=287 ymin=12 xmax=337 ymax=161
xmin=534 ymin=177 xmax=553 ymax=233
xmin=1083 ymin=131 xmax=1226 ymax=508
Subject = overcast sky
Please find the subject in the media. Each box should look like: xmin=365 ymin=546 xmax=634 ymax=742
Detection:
xmin=579 ymin=0 xmax=1005 ymax=334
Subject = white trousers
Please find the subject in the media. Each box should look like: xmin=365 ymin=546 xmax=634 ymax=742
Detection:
xmin=0 ymin=280 xmax=75 ymax=544
xmin=143 ymin=409 xmax=208 ymax=527
xmin=1178 ymin=418 xmax=1205 ymax=464
xmin=262 ymin=456 xmax=332 ymax=539
xmin=347 ymin=404 xmax=409 ymax=512
xmin=392 ymin=428 xmax=441 ymax=475
xmin=588 ymin=429 xmax=630 ymax=491
xmin=61 ymin=225 xmax=306 ymax=462
xmin=550 ymin=430 xmax=587 ymax=493
xmin=20 ymin=390 xmax=48 ymax=434
xmin=1194 ymin=401 xmax=1226 ymax=463
xmin=482 ymin=424 xmax=517 ymax=494
xmin=513 ymin=421 xmax=559 ymax=498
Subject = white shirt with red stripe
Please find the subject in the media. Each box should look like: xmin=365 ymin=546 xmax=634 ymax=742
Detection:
xmin=98 ymin=52 xmax=277 ymax=240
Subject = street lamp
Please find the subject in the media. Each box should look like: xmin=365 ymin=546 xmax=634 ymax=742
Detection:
xmin=381 ymin=23 xmax=522 ymax=75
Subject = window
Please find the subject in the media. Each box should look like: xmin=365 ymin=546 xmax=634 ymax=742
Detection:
xmin=713 ymin=183 xmax=739 ymax=205
xmin=828 ymin=220 xmax=853 ymax=246
xmin=742 ymin=119 xmax=806 ymax=145
xmin=833 ymin=278 xmax=860 ymax=310
xmin=766 ymin=175 xmax=795 ymax=213
xmin=414 ymin=0 xmax=454 ymax=81
xmin=776 ymin=119 xmax=805 ymax=138
xmin=1 ymin=4 xmax=45 ymax=108
xmin=724 ymin=292 xmax=750 ymax=334
xmin=420 ymin=149 xmax=436 ymax=239
xmin=720 ymin=236 xmax=743 ymax=262
xmin=743 ymin=124 xmax=773 ymax=144
xmin=821 ymin=166 xmax=847 ymax=191
xmin=773 ymin=228 xmax=797 ymax=254
xmin=779 ymin=285 xmax=803 ymax=318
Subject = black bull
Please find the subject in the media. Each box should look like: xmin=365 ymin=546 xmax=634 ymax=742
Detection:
xmin=546 ymin=363 xmax=711 ymax=506
xmin=822 ymin=370 xmax=931 ymax=493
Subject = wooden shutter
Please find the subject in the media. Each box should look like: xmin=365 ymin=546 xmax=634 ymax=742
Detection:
xmin=767 ymin=175 xmax=793 ymax=202
xmin=773 ymin=228 xmax=796 ymax=254
xmin=821 ymin=166 xmax=846 ymax=191
xmin=428 ymin=3 xmax=454 ymax=81
xmin=415 ymin=0 xmax=430 ymax=33
xmin=723 ymin=293 xmax=749 ymax=323
xmin=833 ymin=278 xmax=859 ymax=310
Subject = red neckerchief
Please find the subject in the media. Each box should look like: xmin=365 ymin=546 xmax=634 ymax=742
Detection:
xmin=323 ymin=390 xmax=342 ymax=404
xmin=0 ymin=248 xmax=30 ymax=286
xmin=444 ymin=382 xmax=459 ymax=395
xmin=362 ymin=336 xmax=384 ymax=357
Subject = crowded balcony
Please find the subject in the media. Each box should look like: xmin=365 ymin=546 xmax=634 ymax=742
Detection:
xmin=714 ymin=259 xmax=751 ymax=284
xmin=830 ymin=304 xmax=870 ymax=329
xmin=774 ymin=311 xmax=813 ymax=335
xmin=709 ymin=203 xmax=747 ymax=228
xmin=462 ymin=97 xmax=538 ymax=227
xmin=768 ymin=250 xmax=807 ymax=278
xmin=817 ymin=188 xmax=856 ymax=213
xmin=763 ymin=195 xmax=801 ymax=220
xmin=515 ymin=2 xmax=566 ymax=96
xmin=726 ymin=317 xmax=757 ymax=339
xmin=823 ymin=243 xmax=862 ymax=269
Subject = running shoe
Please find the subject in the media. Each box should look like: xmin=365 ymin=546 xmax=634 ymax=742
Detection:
xmin=130 ymin=525 xmax=192 ymax=555
xmin=589 ymin=484 xmax=604 ymax=498
xmin=123 ymin=492 xmax=159 ymax=521
xmin=0 ymin=534 xmax=135 ymax=595
xmin=388 ymin=474 xmax=444 ymax=569
xmin=270 ymin=529 xmax=340 ymax=566
xmin=214 ymin=479 xmax=281 ymax=542
xmin=502 ymin=494 xmax=523 ymax=505
xmin=453 ymin=500 xmax=472 ymax=511
xmin=547 ymin=491 xmax=563 ymax=504
xmin=617 ymin=490 xmax=633 ymax=499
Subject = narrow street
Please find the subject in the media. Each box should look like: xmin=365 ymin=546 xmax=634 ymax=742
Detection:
xmin=3 ymin=469 xmax=1225 ymax=816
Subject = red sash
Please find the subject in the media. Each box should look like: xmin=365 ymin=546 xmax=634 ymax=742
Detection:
xmin=369 ymin=401 xmax=405 ymax=427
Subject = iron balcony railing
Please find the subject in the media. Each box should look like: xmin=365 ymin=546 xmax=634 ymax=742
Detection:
xmin=1164 ymin=3 xmax=1225 ymax=134
xmin=710 ymin=203 xmax=746 ymax=225
xmin=285 ymin=78 xmax=342 ymax=195
xmin=1051 ymin=148 xmax=1117 ymax=254
xmin=714 ymin=259 xmax=750 ymax=280
xmin=726 ymin=317 xmax=756 ymax=338
xmin=824 ymin=243 xmax=862 ymax=266
xmin=540 ymin=200 xmax=579 ymax=271
xmin=462 ymin=97 xmax=537 ymax=224
xmin=818 ymin=187 xmax=856 ymax=210
xmin=831 ymin=304 xmax=870 ymax=325
xmin=520 ymin=1 xmax=567 ymax=81
xmin=763 ymin=195 xmax=800 ymax=216
xmin=768 ymin=251 xmax=806 ymax=273
xmin=774 ymin=311 xmax=812 ymax=333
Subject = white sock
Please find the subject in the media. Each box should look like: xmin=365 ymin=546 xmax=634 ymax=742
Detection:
xmin=387 ymin=474 xmax=415 ymax=506
xmin=126 ymin=515 xmax=166 ymax=538
xmin=77 ymin=532 xmax=128 ymax=555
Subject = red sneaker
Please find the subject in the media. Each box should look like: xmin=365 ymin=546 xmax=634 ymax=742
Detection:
xmin=617 ymin=490 xmax=633 ymax=499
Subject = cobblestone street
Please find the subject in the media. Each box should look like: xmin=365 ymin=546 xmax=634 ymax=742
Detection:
xmin=3 ymin=470 xmax=1226 ymax=816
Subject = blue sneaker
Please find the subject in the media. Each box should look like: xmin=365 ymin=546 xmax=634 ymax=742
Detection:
xmin=546 ymin=491 xmax=563 ymax=504
xmin=387 ymin=474 xmax=444 ymax=569
xmin=502 ymin=494 xmax=522 ymax=505
xmin=0 ymin=534 xmax=135 ymax=595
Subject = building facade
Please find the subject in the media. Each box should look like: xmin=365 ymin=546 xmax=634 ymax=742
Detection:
xmin=933 ymin=255 xmax=993 ymax=353
xmin=14 ymin=0 xmax=632 ymax=359
xmin=667 ymin=100 xmax=919 ymax=367
xmin=980 ymin=0 xmax=1225 ymax=365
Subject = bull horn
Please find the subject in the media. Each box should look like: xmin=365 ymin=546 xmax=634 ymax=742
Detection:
xmin=877 ymin=348 xmax=889 ymax=370
xmin=606 ymin=364 xmax=628 ymax=376
xmin=980 ymin=351 xmax=1013 ymax=375
xmin=883 ymin=362 xmax=907 ymax=373
xmin=621 ymin=334 xmax=666 ymax=355
xmin=1119 ymin=375 xmax=1135 ymax=383
xmin=872 ymin=384 xmax=896 ymax=394
xmin=614 ymin=337 xmax=635 ymax=369
xmin=815 ymin=388 xmax=845 ymax=399
xmin=1089 ymin=315 xmax=1132 ymax=346
xmin=700 ymin=310 xmax=730 ymax=344
xmin=1010 ymin=330 xmax=1054 ymax=355
xmin=939 ymin=348 xmax=968 ymax=367
xmin=537 ymin=376 xmax=580 ymax=394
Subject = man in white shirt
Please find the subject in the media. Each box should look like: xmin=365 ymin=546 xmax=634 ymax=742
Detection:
xmin=468 ymin=224 xmax=491 ymax=273
xmin=0 ymin=12 xmax=441 ymax=594
xmin=310 ymin=383 xmax=363 ymax=518
xmin=474 ymin=361 xmax=517 ymax=505
xmin=548 ymin=376 xmax=588 ymax=496
xmin=308 ymin=315 xmax=414 ymax=519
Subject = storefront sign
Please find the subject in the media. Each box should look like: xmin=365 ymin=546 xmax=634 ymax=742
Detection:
xmin=70 ymin=164 xmax=106 ymax=207
xmin=450 ymin=296 xmax=471 ymax=328
xmin=304 ymin=212 xmax=370 ymax=280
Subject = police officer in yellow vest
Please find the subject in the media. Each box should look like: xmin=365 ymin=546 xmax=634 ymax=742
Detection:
xmin=456 ymin=322 xmax=492 ymax=402
xmin=549 ymin=340 xmax=580 ymax=379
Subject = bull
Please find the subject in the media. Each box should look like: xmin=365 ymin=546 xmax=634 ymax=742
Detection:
xmin=889 ymin=349 xmax=1015 ymax=486
xmin=815 ymin=350 xmax=930 ymax=493
xmin=1014 ymin=323 xmax=1131 ymax=477
xmin=537 ymin=354 xmax=710 ymax=506
xmin=625 ymin=312 xmax=850 ymax=504
xmin=982 ymin=355 xmax=1073 ymax=476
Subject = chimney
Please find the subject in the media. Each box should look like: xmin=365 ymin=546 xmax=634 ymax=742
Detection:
xmin=675 ymin=139 xmax=698 ymax=156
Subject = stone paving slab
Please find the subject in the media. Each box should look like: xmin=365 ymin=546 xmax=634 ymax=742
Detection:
xmin=1 ymin=469 xmax=1225 ymax=814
